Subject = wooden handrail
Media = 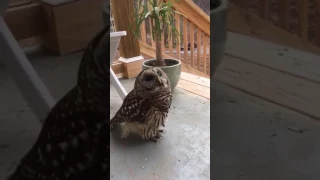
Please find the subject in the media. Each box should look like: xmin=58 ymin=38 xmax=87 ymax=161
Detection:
xmin=167 ymin=0 xmax=210 ymax=36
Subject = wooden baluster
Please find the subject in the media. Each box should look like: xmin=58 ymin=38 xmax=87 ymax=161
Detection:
xmin=197 ymin=28 xmax=201 ymax=71
xmin=280 ymin=0 xmax=290 ymax=31
xmin=207 ymin=38 xmax=210 ymax=75
xmin=168 ymin=26 xmax=173 ymax=56
xmin=140 ymin=6 xmax=146 ymax=42
xmin=298 ymin=0 xmax=308 ymax=40
xmin=260 ymin=0 xmax=269 ymax=20
xmin=203 ymin=34 xmax=208 ymax=74
xmin=140 ymin=21 xmax=146 ymax=42
xmin=190 ymin=22 xmax=194 ymax=67
xmin=183 ymin=17 xmax=188 ymax=63
xmin=315 ymin=0 xmax=320 ymax=46
xmin=175 ymin=13 xmax=181 ymax=60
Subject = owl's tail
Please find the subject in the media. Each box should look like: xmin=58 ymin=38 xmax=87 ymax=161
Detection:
xmin=110 ymin=116 xmax=119 ymax=131
xmin=110 ymin=120 xmax=116 ymax=131
xmin=110 ymin=110 xmax=126 ymax=131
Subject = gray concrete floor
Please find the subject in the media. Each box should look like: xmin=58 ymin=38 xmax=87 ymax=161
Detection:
xmin=110 ymin=80 xmax=210 ymax=180
xmin=211 ymin=79 xmax=320 ymax=180
xmin=0 ymin=47 xmax=210 ymax=179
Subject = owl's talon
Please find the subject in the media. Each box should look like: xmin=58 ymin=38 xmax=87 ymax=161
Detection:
xmin=158 ymin=129 xmax=167 ymax=134
xmin=154 ymin=134 xmax=164 ymax=140
xmin=121 ymin=131 xmax=130 ymax=139
xmin=150 ymin=138 xmax=162 ymax=143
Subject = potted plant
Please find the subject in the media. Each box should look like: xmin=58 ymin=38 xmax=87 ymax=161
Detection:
xmin=131 ymin=0 xmax=184 ymax=91
xmin=210 ymin=0 xmax=228 ymax=76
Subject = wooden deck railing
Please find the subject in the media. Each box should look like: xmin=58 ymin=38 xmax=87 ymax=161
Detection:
xmin=137 ymin=0 xmax=210 ymax=76
xmin=111 ymin=0 xmax=210 ymax=77
xmin=230 ymin=0 xmax=320 ymax=53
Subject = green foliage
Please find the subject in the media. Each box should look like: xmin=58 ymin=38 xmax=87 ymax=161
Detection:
xmin=130 ymin=0 xmax=185 ymax=45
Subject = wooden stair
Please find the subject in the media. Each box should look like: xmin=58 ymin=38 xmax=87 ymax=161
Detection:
xmin=178 ymin=72 xmax=210 ymax=99
xmin=215 ymin=32 xmax=320 ymax=121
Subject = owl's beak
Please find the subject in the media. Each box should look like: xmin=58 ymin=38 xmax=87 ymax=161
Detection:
xmin=156 ymin=77 xmax=164 ymax=86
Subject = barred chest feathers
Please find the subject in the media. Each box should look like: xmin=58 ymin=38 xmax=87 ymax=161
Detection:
xmin=110 ymin=67 xmax=173 ymax=143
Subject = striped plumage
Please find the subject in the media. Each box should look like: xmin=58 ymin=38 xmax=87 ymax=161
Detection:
xmin=7 ymin=25 xmax=111 ymax=180
xmin=110 ymin=67 xmax=172 ymax=142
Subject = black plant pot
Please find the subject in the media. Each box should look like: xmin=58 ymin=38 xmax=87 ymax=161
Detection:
xmin=210 ymin=0 xmax=228 ymax=77
xmin=101 ymin=0 xmax=110 ymax=27
xmin=0 ymin=0 xmax=9 ymax=16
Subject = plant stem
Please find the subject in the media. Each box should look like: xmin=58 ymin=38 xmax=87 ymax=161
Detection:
xmin=154 ymin=0 xmax=166 ymax=66
xmin=155 ymin=33 xmax=166 ymax=66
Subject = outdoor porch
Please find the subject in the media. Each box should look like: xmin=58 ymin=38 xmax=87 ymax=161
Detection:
xmin=0 ymin=46 xmax=210 ymax=179
xmin=0 ymin=0 xmax=211 ymax=179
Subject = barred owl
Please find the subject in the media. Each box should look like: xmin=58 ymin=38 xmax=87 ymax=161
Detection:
xmin=7 ymin=26 xmax=111 ymax=180
xmin=110 ymin=67 xmax=172 ymax=142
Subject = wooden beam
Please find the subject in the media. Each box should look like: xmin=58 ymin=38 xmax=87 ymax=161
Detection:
xmin=4 ymin=3 xmax=47 ymax=41
xmin=215 ymin=55 xmax=320 ymax=121
xmin=228 ymin=2 xmax=320 ymax=56
xmin=111 ymin=0 xmax=141 ymax=58
xmin=178 ymin=79 xmax=210 ymax=99
xmin=180 ymin=72 xmax=210 ymax=88
xmin=178 ymin=71 xmax=210 ymax=99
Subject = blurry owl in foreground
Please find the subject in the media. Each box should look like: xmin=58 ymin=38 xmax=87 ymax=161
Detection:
xmin=110 ymin=67 xmax=172 ymax=142
xmin=7 ymin=26 xmax=110 ymax=180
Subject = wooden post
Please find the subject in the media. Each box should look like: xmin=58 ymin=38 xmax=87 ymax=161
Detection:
xmin=111 ymin=0 xmax=144 ymax=79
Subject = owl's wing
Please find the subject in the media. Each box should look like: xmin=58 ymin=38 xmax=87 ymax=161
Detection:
xmin=110 ymin=90 xmax=150 ymax=128
xmin=9 ymin=108 xmax=105 ymax=179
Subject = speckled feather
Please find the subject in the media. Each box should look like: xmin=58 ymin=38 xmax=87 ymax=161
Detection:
xmin=110 ymin=68 xmax=173 ymax=141
xmin=7 ymin=25 xmax=111 ymax=180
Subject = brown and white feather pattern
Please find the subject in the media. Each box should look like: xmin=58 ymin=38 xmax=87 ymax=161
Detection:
xmin=7 ymin=25 xmax=111 ymax=180
xmin=110 ymin=67 xmax=172 ymax=141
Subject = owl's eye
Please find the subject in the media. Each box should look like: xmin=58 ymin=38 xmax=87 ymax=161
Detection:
xmin=145 ymin=75 xmax=154 ymax=81
xmin=157 ymin=71 xmax=162 ymax=76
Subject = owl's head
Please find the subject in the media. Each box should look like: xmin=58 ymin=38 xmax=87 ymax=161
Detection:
xmin=135 ymin=67 xmax=171 ymax=94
